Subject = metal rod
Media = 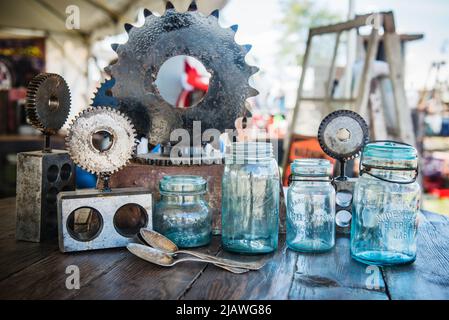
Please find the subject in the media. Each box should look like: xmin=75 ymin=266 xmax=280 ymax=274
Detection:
xmin=43 ymin=134 xmax=51 ymax=153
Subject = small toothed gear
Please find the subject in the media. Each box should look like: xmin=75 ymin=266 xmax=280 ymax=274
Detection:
xmin=108 ymin=1 xmax=259 ymax=145
xmin=318 ymin=110 xmax=369 ymax=161
xmin=91 ymin=78 xmax=119 ymax=108
xmin=26 ymin=73 xmax=71 ymax=134
xmin=66 ymin=107 xmax=137 ymax=175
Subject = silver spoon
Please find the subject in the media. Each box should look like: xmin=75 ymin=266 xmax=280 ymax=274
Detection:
xmin=127 ymin=243 xmax=249 ymax=274
xmin=139 ymin=228 xmax=265 ymax=270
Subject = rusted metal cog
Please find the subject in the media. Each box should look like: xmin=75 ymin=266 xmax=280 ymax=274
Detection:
xmin=108 ymin=1 xmax=259 ymax=146
xmin=26 ymin=73 xmax=71 ymax=134
xmin=318 ymin=110 xmax=369 ymax=161
xmin=66 ymin=107 xmax=137 ymax=175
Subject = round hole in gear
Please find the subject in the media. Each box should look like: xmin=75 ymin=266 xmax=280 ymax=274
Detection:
xmin=154 ymin=55 xmax=211 ymax=108
xmin=48 ymin=95 xmax=60 ymax=112
xmin=47 ymin=165 xmax=59 ymax=182
xmin=60 ymin=163 xmax=72 ymax=181
xmin=91 ymin=130 xmax=114 ymax=152
xmin=67 ymin=207 xmax=103 ymax=242
xmin=113 ymin=204 xmax=148 ymax=238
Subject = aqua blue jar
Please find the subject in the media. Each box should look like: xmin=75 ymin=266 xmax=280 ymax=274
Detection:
xmin=221 ymin=142 xmax=279 ymax=254
xmin=287 ymin=159 xmax=335 ymax=252
xmin=154 ymin=175 xmax=211 ymax=248
xmin=351 ymin=141 xmax=421 ymax=266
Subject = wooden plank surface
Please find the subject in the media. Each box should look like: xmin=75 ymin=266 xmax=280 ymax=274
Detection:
xmin=381 ymin=211 xmax=449 ymax=300
xmin=1 ymin=197 xmax=449 ymax=300
xmin=289 ymin=236 xmax=388 ymax=300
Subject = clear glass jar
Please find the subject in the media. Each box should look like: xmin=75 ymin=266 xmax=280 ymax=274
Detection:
xmin=351 ymin=141 xmax=421 ymax=266
xmin=221 ymin=142 xmax=279 ymax=254
xmin=154 ymin=175 xmax=211 ymax=248
xmin=287 ymin=159 xmax=335 ymax=252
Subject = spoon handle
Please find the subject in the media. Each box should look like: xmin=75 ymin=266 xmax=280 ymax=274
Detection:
xmin=174 ymin=256 xmax=260 ymax=271
xmin=177 ymin=250 xmax=265 ymax=270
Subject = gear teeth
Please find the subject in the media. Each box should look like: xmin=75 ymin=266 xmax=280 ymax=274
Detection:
xmin=230 ymin=24 xmax=239 ymax=33
xmin=188 ymin=1 xmax=197 ymax=11
xmin=124 ymin=23 xmax=133 ymax=33
xmin=26 ymin=73 xmax=71 ymax=133
xmin=248 ymin=86 xmax=259 ymax=97
xmin=250 ymin=66 xmax=259 ymax=75
xmin=242 ymin=44 xmax=252 ymax=54
xmin=66 ymin=106 xmax=137 ymax=176
xmin=111 ymin=43 xmax=119 ymax=52
xmin=211 ymin=9 xmax=219 ymax=18
xmin=143 ymin=8 xmax=152 ymax=17
xmin=166 ymin=1 xmax=175 ymax=10
xmin=104 ymin=66 xmax=112 ymax=75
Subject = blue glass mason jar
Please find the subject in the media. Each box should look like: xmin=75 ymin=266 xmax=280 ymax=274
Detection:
xmin=154 ymin=175 xmax=212 ymax=248
xmin=351 ymin=141 xmax=421 ymax=266
xmin=221 ymin=142 xmax=279 ymax=254
xmin=287 ymin=159 xmax=335 ymax=252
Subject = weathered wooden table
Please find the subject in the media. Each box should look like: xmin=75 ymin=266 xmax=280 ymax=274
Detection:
xmin=0 ymin=197 xmax=448 ymax=300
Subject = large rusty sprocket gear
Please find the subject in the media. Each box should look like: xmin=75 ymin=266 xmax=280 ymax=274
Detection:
xmin=26 ymin=73 xmax=71 ymax=135
xmin=66 ymin=107 xmax=137 ymax=175
xmin=108 ymin=2 xmax=259 ymax=146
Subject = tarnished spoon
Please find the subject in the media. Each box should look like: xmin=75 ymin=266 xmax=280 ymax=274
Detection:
xmin=139 ymin=228 xmax=265 ymax=270
xmin=127 ymin=244 xmax=249 ymax=274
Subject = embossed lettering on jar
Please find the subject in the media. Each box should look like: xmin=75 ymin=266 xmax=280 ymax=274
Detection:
xmin=221 ymin=142 xmax=280 ymax=254
xmin=287 ymin=159 xmax=335 ymax=252
xmin=350 ymin=141 xmax=421 ymax=266
xmin=154 ymin=175 xmax=212 ymax=248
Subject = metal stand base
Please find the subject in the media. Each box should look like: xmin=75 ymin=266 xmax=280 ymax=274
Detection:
xmin=57 ymin=188 xmax=152 ymax=253
xmin=16 ymin=150 xmax=76 ymax=242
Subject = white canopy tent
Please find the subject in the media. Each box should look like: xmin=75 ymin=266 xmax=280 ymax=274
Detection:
xmin=0 ymin=0 xmax=228 ymax=121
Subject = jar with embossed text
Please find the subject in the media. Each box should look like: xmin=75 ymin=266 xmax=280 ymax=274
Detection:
xmin=351 ymin=141 xmax=421 ymax=266
xmin=221 ymin=142 xmax=279 ymax=254
xmin=287 ymin=159 xmax=335 ymax=252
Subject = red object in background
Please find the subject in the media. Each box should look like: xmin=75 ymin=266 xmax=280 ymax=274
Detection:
xmin=429 ymin=188 xmax=449 ymax=198
xmin=176 ymin=59 xmax=209 ymax=108
xmin=283 ymin=138 xmax=336 ymax=186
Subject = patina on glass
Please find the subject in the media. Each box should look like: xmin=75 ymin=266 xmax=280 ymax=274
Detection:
xmin=287 ymin=159 xmax=335 ymax=252
xmin=154 ymin=175 xmax=211 ymax=248
xmin=351 ymin=141 xmax=421 ymax=266
xmin=221 ymin=142 xmax=279 ymax=254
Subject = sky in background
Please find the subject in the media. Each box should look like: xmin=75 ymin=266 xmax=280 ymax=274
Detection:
xmin=219 ymin=0 xmax=449 ymax=107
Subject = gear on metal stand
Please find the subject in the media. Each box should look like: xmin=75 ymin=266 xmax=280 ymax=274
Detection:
xmin=26 ymin=73 xmax=71 ymax=152
xmin=16 ymin=73 xmax=76 ymax=242
xmin=66 ymin=106 xmax=137 ymax=190
xmin=318 ymin=110 xmax=369 ymax=234
xmin=59 ymin=106 xmax=152 ymax=252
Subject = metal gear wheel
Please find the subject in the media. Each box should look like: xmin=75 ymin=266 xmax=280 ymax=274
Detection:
xmin=108 ymin=1 xmax=259 ymax=146
xmin=26 ymin=73 xmax=71 ymax=134
xmin=66 ymin=107 xmax=137 ymax=175
xmin=318 ymin=110 xmax=369 ymax=161
xmin=91 ymin=78 xmax=119 ymax=108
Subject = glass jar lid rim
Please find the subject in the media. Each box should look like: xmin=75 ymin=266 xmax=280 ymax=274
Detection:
xmin=362 ymin=141 xmax=417 ymax=161
xmin=291 ymin=158 xmax=332 ymax=176
xmin=159 ymin=175 xmax=207 ymax=194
